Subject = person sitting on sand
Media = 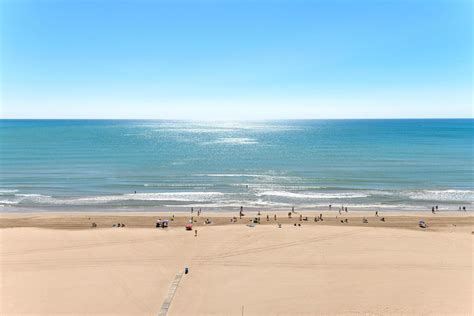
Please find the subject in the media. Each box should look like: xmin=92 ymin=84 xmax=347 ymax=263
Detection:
xmin=363 ymin=218 xmax=368 ymax=224
xmin=92 ymin=222 xmax=97 ymax=228
xmin=380 ymin=217 xmax=385 ymax=222
xmin=344 ymin=218 xmax=348 ymax=223
xmin=266 ymin=215 xmax=269 ymax=221
xmin=288 ymin=212 xmax=292 ymax=218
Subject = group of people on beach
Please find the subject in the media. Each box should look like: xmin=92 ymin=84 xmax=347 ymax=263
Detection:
xmin=432 ymin=205 xmax=468 ymax=214
xmin=191 ymin=207 xmax=202 ymax=216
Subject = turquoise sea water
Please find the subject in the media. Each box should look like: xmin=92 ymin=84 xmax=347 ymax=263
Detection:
xmin=0 ymin=119 xmax=472 ymax=212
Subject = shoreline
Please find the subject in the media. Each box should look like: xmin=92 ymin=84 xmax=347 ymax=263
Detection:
xmin=1 ymin=210 xmax=472 ymax=231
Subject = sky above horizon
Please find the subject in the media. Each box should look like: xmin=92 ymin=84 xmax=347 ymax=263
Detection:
xmin=0 ymin=0 xmax=472 ymax=120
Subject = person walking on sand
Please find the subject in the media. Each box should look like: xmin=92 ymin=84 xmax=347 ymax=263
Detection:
xmin=375 ymin=210 xmax=378 ymax=217
xmin=194 ymin=229 xmax=197 ymax=237
xmin=274 ymin=214 xmax=277 ymax=221
xmin=432 ymin=206 xmax=435 ymax=214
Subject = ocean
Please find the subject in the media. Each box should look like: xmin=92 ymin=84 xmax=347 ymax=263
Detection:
xmin=0 ymin=119 xmax=472 ymax=212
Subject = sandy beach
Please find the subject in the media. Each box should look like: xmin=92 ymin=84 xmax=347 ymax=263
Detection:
xmin=0 ymin=211 xmax=472 ymax=315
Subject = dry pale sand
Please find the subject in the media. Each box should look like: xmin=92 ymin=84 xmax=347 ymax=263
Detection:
xmin=0 ymin=212 xmax=473 ymax=315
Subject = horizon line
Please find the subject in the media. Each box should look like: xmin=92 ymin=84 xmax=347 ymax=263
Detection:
xmin=0 ymin=117 xmax=472 ymax=121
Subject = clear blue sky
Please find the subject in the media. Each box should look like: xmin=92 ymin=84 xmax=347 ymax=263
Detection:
xmin=1 ymin=0 xmax=472 ymax=119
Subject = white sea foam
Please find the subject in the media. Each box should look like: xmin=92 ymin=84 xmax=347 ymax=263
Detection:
xmin=72 ymin=192 xmax=226 ymax=204
xmin=0 ymin=200 xmax=19 ymax=205
xmin=194 ymin=174 xmax=301 ymax=183
xmin=256 ymin=191 xmax=368 ymax=199
xmin=0 ymin=189 xmax=18 ymax=194
xmin=405 ymin=190 xmax=474 ymax=202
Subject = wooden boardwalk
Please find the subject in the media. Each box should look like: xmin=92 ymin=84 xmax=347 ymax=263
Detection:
xmin=158 ymin=271 xmax=184 ymax=316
